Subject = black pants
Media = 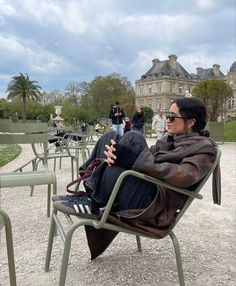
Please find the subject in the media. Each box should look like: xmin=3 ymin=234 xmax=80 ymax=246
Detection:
xmin=81 ymin=131 xmax=158 ymax=211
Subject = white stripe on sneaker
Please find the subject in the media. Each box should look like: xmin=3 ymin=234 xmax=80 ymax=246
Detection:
xmin=78 ymin=204 xmax=86 ymax=213
xmin=73 ymin=204 xmax=80 ymax=213
xmin=84 ymin=205 xmax=92 ymax=214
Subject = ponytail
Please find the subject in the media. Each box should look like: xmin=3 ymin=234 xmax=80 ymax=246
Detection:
xmin=199 ymin=129 xmax=210 ymax=137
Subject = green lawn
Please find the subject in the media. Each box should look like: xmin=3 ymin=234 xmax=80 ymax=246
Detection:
xmin=224 ymin=120 xmax=236 ymax=142
xmin=0 ymin=144 xmax=22 ymax=167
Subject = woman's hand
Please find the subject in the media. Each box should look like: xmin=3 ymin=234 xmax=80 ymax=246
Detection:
xmin=104 ymin=139 xmax=117 ymax=166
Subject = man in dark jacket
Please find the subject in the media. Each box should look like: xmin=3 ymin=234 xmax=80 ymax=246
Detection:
xmin=109 ymin=101 xmax=125 ymax=135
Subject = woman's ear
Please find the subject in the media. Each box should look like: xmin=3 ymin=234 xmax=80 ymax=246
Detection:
xmin=187 ymin=118 xmax=196 ymax=131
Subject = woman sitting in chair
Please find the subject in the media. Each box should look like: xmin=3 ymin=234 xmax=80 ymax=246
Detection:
xmin=53 ymin=98 xmax=221 ymax=239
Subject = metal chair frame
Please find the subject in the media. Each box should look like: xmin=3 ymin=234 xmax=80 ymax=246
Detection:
xmin=0 ymin=208 xmax=17 ymax=286
xmin=0 ymin=122 xmax=57 ymax=217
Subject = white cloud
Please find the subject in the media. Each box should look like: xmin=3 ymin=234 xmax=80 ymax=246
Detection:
xmin=12 ymin=0 xmax=113 ymax=35
xmin=0 ymin=0 xmax=16 ymax=15
xmin=118 ymin=13 xmax=201 ymax=44
xmin=180 ymin=50 xmax=233 ymax=75
xmin=0 ymin=0 xmax=235 ymax=98
xmin=0 ymin=0 xmax=16 ymax=25
xmin=197 ymin=0 xmax=215 ymax=9
xmin=0 ymin=35 xmax=72 ymax=74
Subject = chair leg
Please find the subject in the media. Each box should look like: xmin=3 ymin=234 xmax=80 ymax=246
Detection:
xmin=136 ymin=235 xmax=142 ymax=252
xmin=59 ymin=230 xmax=74 ymax=286
xmin=30 ymin=159 xmax=41 ymax=196
xmin=59 ymin=157 xmax=62 ymax=170
xmin=169 ymin=231 xmax=185 ymax=286
xmin=1 ymin=210 xmax=17 ymax=286
xmin=53 ymin=158 xmax=57 ymax=172
xmin=44 ymin=208 xmax=57 ymax=272
xmin=74 ymin=157 xmax=79 ymax=179
xmin=71 ymin=158 xmax=74 ymax=181
xmin=59 ymin=221 xmax=84 ymax=286
xmin=47 ymin=184 xmax=51 ymax=218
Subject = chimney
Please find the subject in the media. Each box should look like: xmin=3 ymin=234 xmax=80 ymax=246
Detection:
xmin=213 ymin=64 xmax=220 ymax=76
xmin=152 ymin=58 xmax=160 ymax=66
xmin=168 ymin=54 xmax=177 ymax=69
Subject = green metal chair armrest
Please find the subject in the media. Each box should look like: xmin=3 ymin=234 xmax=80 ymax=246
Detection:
xmin=0 ymin=170 xmax=56 ymax=188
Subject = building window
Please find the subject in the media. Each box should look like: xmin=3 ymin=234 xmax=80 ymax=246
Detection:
xmin=228 ymin=96 xmax=235 ymax=109
xmin=179 ymin=85 xmax=183 ymax=94
xmin=170 ymin=83 xmax=174 ymax=93
xmin=139 ymin=100 xmax=144 ymax=107
xmin=140 ymin=86 xmax=143 ymax=96
xmin=147 ymin=99 xmax=152 ymax=108
xmin=156 ymin=99 xmax=161 ymax=110
xmin=148 ymin=84 xmax=152 ymax=94
xmin=157 ymin=83 xmax=161 ymax=93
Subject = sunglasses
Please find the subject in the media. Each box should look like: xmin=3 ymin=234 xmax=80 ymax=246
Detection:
xmin=166 ymin=114 xmax=184 ymax=122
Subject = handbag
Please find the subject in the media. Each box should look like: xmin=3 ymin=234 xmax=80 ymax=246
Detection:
xmin=66 ymin=158 xmax=105 ymax=195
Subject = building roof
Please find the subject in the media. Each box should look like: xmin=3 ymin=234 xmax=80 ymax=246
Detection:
xmin=141 ymin=54 xmax=190 ymax=79
xmin=229 ymin=61 xmax=236 ymax=73
xmin=140 ymin=55 xmax=227 ymax=81
xmin=194 ymin=64 xmax=225 ymax=80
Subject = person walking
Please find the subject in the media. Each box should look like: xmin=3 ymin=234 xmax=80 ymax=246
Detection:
xmin=131 ymin=106 xmax=145 ymax=134
xmin=152 ymin=109 xmax=166 ymax=139
xmin=109 ymin=101 xmax=125 ymax=136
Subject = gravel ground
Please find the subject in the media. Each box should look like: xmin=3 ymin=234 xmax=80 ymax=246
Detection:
xmin=0 ymin=140 xmax=235 ymax=286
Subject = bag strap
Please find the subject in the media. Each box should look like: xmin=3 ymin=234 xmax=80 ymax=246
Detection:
xmin=66 ymin=158 xmax=105 ymax=194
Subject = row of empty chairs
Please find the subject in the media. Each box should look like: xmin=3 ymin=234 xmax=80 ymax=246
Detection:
xmin=0 ymin=121 xmax=58 ymax=285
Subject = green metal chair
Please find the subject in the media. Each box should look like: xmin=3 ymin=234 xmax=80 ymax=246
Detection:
xmin=0 ymin=208 xmax=17 ymax=286
xmin=0 ymin=122 xmax=57 ymax=217
xmin=31 ymin=132 xmax=78 ymax=182
xmin=63 ymin=132 xmax=90 ymax=168
xmin=45 ymin=147 xmax=221 ymax=286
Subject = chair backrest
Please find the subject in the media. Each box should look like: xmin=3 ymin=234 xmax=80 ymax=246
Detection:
xmin=0 ymin=122 xmax=49 ymax=167
xmin=174 ymin=146 xmax=221 ymax=224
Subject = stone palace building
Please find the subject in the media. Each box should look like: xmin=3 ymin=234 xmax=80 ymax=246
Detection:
xmin=135 ymin=54 xmax=236 ymax=119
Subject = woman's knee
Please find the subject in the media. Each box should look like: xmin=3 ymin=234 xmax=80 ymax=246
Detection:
xmin=118 ymin=130 xmax=148 ymax=151
xmin=100 ymin=130 xmax=120 ymax=144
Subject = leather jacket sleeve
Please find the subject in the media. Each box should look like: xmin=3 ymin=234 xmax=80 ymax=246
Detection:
xmin=132 ymin=147 xmax=215 ymax=188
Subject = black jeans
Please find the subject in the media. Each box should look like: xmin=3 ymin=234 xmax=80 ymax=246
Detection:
xmin=82 ymin=131 xmax=158 ymax=211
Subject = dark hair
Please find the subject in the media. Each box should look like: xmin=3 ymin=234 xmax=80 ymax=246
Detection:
xmin=136 ymin=106 xmax=144 ymax=116
xmin=115 ymin=101 xmax=119 ymax=105
xmin=172 ymin=98 xmax=209 ymax=136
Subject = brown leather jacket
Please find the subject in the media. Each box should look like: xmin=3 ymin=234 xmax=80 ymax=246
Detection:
xmin=85 ymin=133 xmax=221 ymax=259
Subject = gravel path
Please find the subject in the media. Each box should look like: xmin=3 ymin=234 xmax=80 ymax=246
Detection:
xmin=0 ymin=140 xmax=235 ymax=286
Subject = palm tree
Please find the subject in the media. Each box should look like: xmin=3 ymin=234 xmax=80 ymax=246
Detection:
xmin=6 ymin=73 xmax=42 ymax=122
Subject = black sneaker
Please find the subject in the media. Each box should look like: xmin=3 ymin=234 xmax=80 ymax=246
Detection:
xmin=52 ymin=192 xmax=86 ymax=202
xmin=53 ymin=194 xmax=105 ymax=218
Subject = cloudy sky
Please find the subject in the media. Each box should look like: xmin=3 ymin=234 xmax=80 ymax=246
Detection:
xmin=0 ymin=0 xmax=235 ymax=98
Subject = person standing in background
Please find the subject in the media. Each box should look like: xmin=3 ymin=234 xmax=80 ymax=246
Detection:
xmin=109 ymin=101 xmax=125 ymax=136
xmin=152 ymin=109 xmax=166 ymax=139
xmin=131 ymin=106 xmax=145 ymax=134
xmin=123 ymin=117 xmax=131 ymax=133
